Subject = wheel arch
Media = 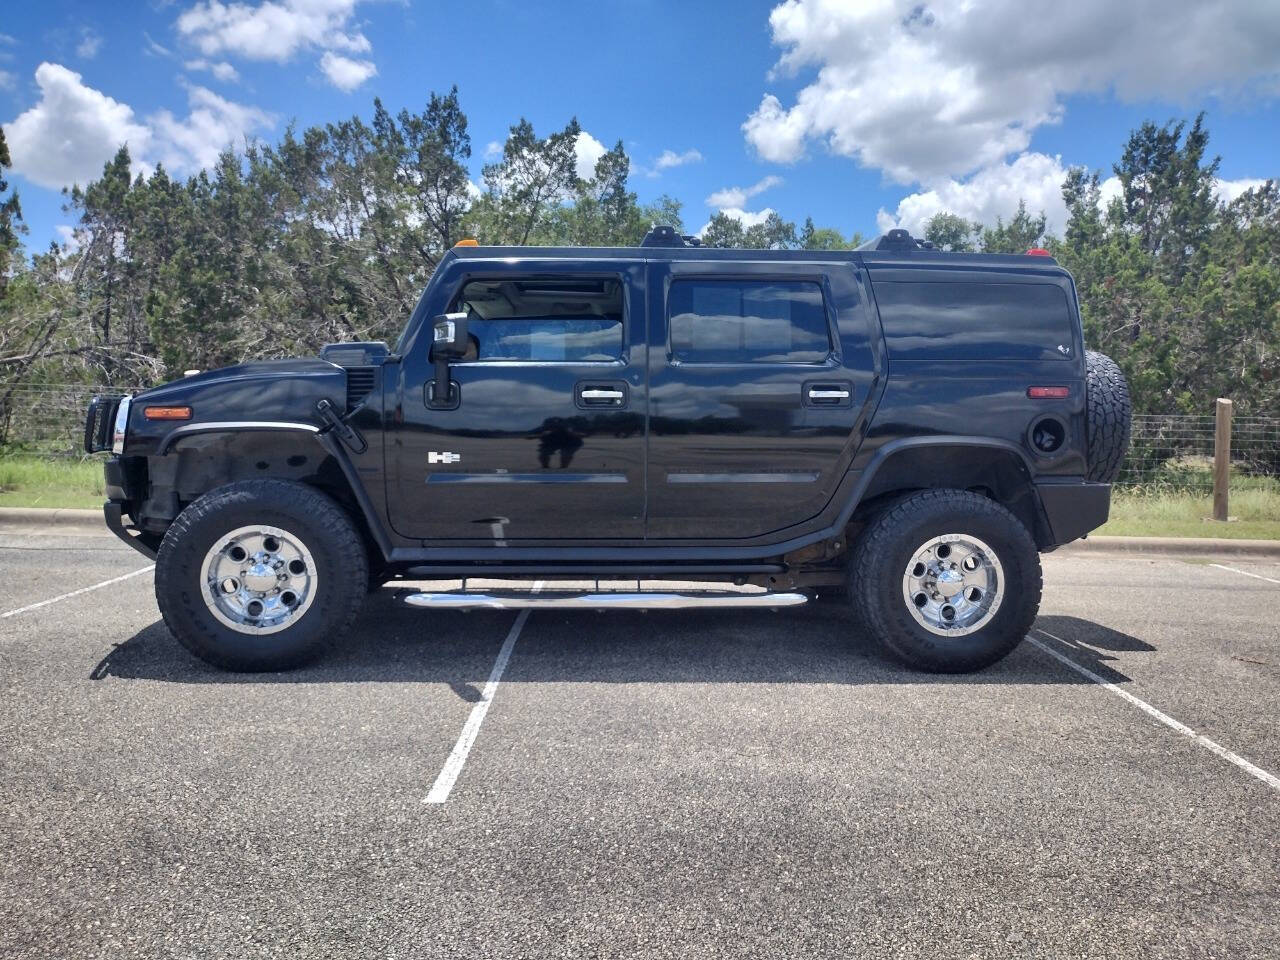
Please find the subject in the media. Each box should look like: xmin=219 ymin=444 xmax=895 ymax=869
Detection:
xmin=848 ymin=437 xmax=1051 ymax=548
xmin=140 ymin=427 xmax=392 ymax=561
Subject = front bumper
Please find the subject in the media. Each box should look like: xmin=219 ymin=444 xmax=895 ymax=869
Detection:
xmin=1035 ymin=480 xmax=1111 ymax=546
xmin=104 ymin=501 xmax=159 ymax=560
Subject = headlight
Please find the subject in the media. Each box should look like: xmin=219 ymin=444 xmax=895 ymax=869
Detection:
xmin=112 ymin=396 xmax=132 ymax=454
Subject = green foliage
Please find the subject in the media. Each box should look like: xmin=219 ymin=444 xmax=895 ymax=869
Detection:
xmin=1052 ymin=116 xmax=1279 ymax=416
xmin=0 ymin=98 xmax=1276 ymax=434
xmin=924 ymin=212 xmax=976 ymax=252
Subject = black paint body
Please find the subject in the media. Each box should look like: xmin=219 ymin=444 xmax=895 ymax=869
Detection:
xmin=98 ymin=244 xmax=1110 ymax=570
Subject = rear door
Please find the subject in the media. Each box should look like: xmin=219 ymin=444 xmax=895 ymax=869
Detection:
xmin=644 ymin=258 xmax=877 ymax=539
xmin=387 ymin=257 xmax=647 ymax=541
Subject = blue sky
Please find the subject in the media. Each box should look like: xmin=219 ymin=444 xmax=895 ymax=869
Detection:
xmin=2 ymin=0 xmax=1279 ymax=251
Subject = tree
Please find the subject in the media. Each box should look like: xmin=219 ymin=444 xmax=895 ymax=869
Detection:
xmin=923 ymin=212 xmax=975 ymax=252
xmin=978 ymin=200 xmax=1046 ymax=253
xmin=800 ymin=217 xmax=862 ymax=250
xmin=702 ymin=211 xmax=798 ymax=249
xmin=470 ymin=118 xmax=582 ymax=245
xmin=0 ymin=127 xmax=24 ymax=294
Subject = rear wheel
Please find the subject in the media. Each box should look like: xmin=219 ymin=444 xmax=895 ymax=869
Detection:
xmin=847 ymin=489 xmax=1041 ymax=672
xmin=155 ymin=479 xmax=367 ymax=671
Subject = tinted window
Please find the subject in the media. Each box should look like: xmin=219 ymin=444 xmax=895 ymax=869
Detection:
xmin=669 ymin=280 xmax=831 ymax=363
xmin=872 ymin=280 xmax=1074 ymax=361
xmin=450 ymin=277 xmax=623 ymax=362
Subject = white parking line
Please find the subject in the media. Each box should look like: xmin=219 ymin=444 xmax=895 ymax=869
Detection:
xmin=1 ymin=565 xmax=155 ymax=619
xmin=1210 ymin=563 xmax=1280 ymax=585
xmin=424 ymin=581 xmax=543 ymax=804
xmin=1028 ymin=629 xmax=1280 ymax=793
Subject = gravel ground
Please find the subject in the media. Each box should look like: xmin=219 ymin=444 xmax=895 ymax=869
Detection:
xmin=1 ymin=531 xmax=1277 ymax=959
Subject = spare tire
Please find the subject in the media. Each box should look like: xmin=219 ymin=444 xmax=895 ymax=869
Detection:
xmin=1085 ymin=350 xmax=1131 ymax=483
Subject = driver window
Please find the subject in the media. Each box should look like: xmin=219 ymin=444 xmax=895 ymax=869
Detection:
xmin=448 ymin=277 xmax=624 ymax=362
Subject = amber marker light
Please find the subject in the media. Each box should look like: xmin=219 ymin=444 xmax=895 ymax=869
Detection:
xmin=455 ymin=238 xmax=479 ymax=246
xmin=144 ymin=406 xmax=193 ymax=420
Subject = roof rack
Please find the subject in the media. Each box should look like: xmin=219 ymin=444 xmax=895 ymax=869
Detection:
xmin=858 ymin=228 xmax=936 ymax=252
xmin=641 ymin=224 xmax=703 ymax=248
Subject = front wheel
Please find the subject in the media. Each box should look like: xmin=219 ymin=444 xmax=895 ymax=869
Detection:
xmin=155 ymin=479 xmax=368 ymax=671
xmin=847 ymin=489 xmax=1042 ymax=672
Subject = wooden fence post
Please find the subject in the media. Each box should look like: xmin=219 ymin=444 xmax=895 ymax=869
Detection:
xmin=1213 ymin=398 xmax=1233 ymax=521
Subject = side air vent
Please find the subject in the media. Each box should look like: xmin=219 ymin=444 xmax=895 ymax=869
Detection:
xmin=345 ymin=367 xmax=376 ymax=411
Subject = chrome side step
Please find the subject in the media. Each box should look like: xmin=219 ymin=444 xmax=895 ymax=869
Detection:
xmin=402 ymin=591 xmax=809 ymax=611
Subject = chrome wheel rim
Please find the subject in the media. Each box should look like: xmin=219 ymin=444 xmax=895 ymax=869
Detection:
xmin=200 ymin=525 xmax=317 ymax=635
xmin=901 ymin=534 xmax=1004 ymax=637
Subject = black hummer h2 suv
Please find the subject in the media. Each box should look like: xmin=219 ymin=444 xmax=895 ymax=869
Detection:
xmin=85 ymin=227 xmax=1130 ymax=674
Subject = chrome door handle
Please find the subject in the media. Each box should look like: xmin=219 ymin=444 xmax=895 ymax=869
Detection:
xmin=580 ymin=389 xmax=625 ymax=402
xmin=807 ymin=388 xmax=850 ymax=400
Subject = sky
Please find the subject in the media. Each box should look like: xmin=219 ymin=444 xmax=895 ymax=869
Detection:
xmin=2 ymin=0 xmax=1279 ymax=251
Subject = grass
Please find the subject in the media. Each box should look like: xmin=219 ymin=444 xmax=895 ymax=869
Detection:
xmin=1097 ymin=481 xmax=1280 ymax=540
xmin=0 ymin=453 xmax=1277 ymax=539
xmin=0 ymin=455 xmax=106 ymax=509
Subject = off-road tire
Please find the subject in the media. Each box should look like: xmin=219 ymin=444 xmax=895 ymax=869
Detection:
xmin=847 ymin=489 xmax=1042 ymax=672
xmin=155 ymin=479 xmax=367 ymax=671
xmin=1085 ymin=350 xmax=1131 ymax=483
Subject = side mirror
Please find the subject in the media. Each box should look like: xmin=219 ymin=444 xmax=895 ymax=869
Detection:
xmin=429 ymin=312 xmax=469 ymax=408
xmin=431 ymin=312 xmax=470 ymax=359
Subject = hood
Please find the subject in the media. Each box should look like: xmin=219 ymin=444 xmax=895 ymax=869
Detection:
xmin=124 ymin=358 xmax=347 ymax=457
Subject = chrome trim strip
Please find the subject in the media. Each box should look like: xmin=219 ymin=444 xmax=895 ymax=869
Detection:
xmin=404 ymin=591 xmax=809 ymax=610
xmin=111 ymin=396 xmax=132 ymax=454
xmin=158 ymin=421 xmax=319 ymax=454
xmin=426 ymin=473 xmax=627 ymax=484
xmin=666 ymin=472 xmax=820 ymax=484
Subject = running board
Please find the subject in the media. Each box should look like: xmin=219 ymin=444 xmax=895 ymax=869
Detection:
xmin=402 ymin=591 xmax=809 ymax=611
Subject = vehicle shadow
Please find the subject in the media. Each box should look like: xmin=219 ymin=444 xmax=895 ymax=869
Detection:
xmin=90 ymin=590 xmax=1152 ymax=689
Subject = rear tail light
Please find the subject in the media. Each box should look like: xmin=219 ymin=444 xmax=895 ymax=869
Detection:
xmin=1027 ymin=386 xmax=1070 ymax=399
xmin=1026 ymin=248 xmax=1051 ymax=256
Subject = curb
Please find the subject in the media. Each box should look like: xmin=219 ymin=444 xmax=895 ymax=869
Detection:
xmin=0 ymin=507 xmax=1276 ymax=557
xmin=0 ymin=507 xmax=104 ymax=531
xmin=1059 ymin=536 xmax=1280 ymax=558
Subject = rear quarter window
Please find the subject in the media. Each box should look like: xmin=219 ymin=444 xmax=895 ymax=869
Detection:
xmin=871 ymin=280 xmax=1074 ymax=361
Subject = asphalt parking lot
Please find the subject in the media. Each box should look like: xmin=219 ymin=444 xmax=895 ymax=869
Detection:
xmin=2 ymin=529 xmax=1278 ymax=959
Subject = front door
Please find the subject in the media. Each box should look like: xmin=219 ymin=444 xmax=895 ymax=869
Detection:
xmin=388 ymin=259 xmax=646 ymax=542
xmin=644 ymin=259 xmax=876 ymax=540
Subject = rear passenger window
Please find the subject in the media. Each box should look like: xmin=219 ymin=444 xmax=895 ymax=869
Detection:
xmin=668 ymin=280 xmax=831 ymax=363
xmin=872 ymin=281 xmax=1074 ymax=361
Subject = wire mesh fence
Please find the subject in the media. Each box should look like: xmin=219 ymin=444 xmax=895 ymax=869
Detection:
xmin=2 ymin=383 xmax=1279 ymax=495
xmin=1122 ymin=414 xmax=1280 ymax=492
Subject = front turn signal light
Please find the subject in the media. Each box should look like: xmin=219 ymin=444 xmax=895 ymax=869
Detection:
xmin=144 ymin=405 xmax=193 ymax=420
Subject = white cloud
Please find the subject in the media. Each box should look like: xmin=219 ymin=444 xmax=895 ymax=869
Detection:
xmin=76 ymin=29 xmax=103 ymax=60
xmin=483 ymin=140 xmax=502 ymax=160
xmin=876 ymin=153 xmax=1070 ymax=236
xmin=654 ymin=148 xmax=702 ymax=170
xmin=706 ymin=174 xmax=783 ymax=210
xmin=4 ymin=63 xmax=152 ymax=189
xmin=176 ymin=0 xmax=370 ymax=62
xmin=877 ymin=155 xmax=1273 ymax=237
xmin=318 ymin=51 xmax=376 ymax=91
xmin=746 ymin=0 xmax=1280 ymax=185
xmin=0 ymin=70 xmax=15 ymax=91
xmin=2 ymin=63 xmax=273 ymax=190
xmin=1215 ymin=177 xmax=1269 ymax=204
xmin=186 ymin=59 xmax=241 ymax=82
xmin=55 ymin=225 xmax=81 ymax=253
xmin=574 ymin=131 xmax=607 ymax=180
xmin=150 ymin=84 xmax=274 ymax=171
xmin=696 ymin=206 xmax=778 ymax=238
xmin=176 ymin=0 xmax=377 ymax=90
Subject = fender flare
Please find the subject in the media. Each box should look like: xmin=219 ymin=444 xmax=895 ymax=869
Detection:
xmin=157 ymin=420 xmax=393 ymax=561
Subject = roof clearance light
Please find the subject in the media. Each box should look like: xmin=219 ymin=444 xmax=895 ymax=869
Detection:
xmin=144 ymin=405 xmax=193 ymax=420
xmin=1026 ymin=247 xmax=1051 ymax=256
xmin=1027 ymin=386 xmax=1070 ymax=399
xmin=454 ymin=238 xmax=479 ymax=247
